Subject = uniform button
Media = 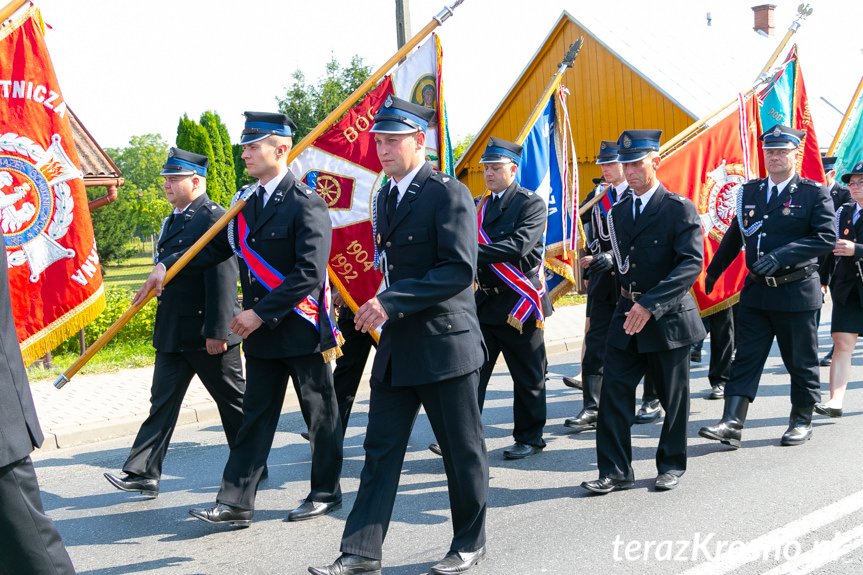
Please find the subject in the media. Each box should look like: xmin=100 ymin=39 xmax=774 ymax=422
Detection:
xmin=764 ymin=215 xmax=769 ymax=219
xmin=159 ymin=248 xmax=164 ymax=253
xmin=632 ymin=263 xmax=637 ymax=268
xmin=631 ymin=282 xmax=637 ymax=287
xmin=254 ymin=297 xmax=260 ymax=302
xmin=785 ymin=266 xmax=791 ymax=270
xmin=611 ymin=271 xmax=615 ymax=276
xmin=388 ymin=264 xmax=394 ymax=271
xmin=386 ymin=241 xmax=392 ymax=247
xmin=273 ymin=318 xmax=278 ymax=323
xmin=759 ymin=252 xmax=764 ymax=256
xmin=630 ymin=246 xmax=635 ymax=251
xmin=654 ymin=240 xmax=658 ymax=244
xmin=398 ymin=312 xmax=404 ymax=319
xmin=178 ymin=239 xmax=183 ymax=244
xmin=271 ymin=232 xmax=276 ymax=237
xmin=197 ymin=310 xmax=202 ymax=315
xmin=158 ymin=300 xmax=162 ymax=305
xmin=408 ymin=235 xmax=413 ymax=241
xmin=447 ymin=324 xmax=452 ymax=329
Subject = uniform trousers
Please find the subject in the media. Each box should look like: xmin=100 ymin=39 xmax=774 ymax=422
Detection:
xmin=123 ymin=346 xmax=245 ymax=479
xmin=597 ymin=341 xmax=690 ymax=480
xmin=725 ymin=305 xmax=820 ymax=407
xmin=333 ymin=309 xmax=376 ymax=431
xmin=477 ymin=321 xmax=546 ymax=447
xmin=0 ymin=456 xmax=74 ymax=575
xmin=582 ymin=299 xmax=614 ymax=377
xmin=704 ymin=306 xmax=735 ymax=386
xmin=217 ymin=353 xmax=342 ymax=510
xmin=340 ymin=365 xmax=488 ymax=561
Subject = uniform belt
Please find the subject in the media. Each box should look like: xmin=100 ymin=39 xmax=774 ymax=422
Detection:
xmin=620 ymin=288 xmax=643 ymax=302
xmin=748 ymin=264 xmax=819 ymax=288
xmin=479 ymin=285 xmax=508 ymax=296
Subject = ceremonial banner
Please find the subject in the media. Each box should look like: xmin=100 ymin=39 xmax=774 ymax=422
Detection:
xmin=289 ymin=34 xmax=453 ymax=311
xmin=834 ymin=90 xmax=863 ymax=178
xmin=514 ymin=86 xmax=577 ymax=302
xmin=758 ymin=46 xmax=824 ymax=182
xmin=0 ymin=7 xmax=104 ymax=365
xmin=660 ymin=93 xmax=762 ymax=315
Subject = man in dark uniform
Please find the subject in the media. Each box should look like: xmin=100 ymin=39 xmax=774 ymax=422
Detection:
xmin=0 ymin=235 xmax=75 ymax=574
xmin=564 ymin=141 xmax=626 ymax=432
xmin=699 ymin=124 xmax=835 ymax=448
xmin=817 ymin=155 xmax=852 ymax=366
xmin=311 ymin=96 xmax=488 ymax=575
xmin=135 ymin=112 xmax=342 ymax=526
xmin=473 ymin=136 xmax=552 ymax=459
xmin=581 ymin=129 xmax=705 ymax=494
xmin=105 ymin=148 xmax=246 ymax=498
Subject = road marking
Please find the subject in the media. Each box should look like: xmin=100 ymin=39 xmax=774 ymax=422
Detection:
xmin=680 ymin=489 xmax=863 ymax=575
xmin=760 ymin=522 xmax=863 ymax=574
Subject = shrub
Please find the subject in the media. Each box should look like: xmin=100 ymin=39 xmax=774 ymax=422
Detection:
xmin=54 ymin=287 xmax=156 ymax=354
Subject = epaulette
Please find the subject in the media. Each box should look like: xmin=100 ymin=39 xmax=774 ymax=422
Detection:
xmin=295 ymin=180 xmax=316 ymax=198
xmin=743 ymin=177 xmax=766 ymax=188
xmin=670 ymin=194 xmax=685 ymax=202
xmin=798 ymin=178 xmax=822 ymax=188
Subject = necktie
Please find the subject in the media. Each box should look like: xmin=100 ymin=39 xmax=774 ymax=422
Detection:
xmin=254 ymin=185 xmax=264 ymax=218
xmin=489 ymin=194 xmax=500 ymax=213
xmin=386 ymin=187 xmax=399 ymax=225
xmin=633 ymin=197 xmax=642 ymax=225
xmin=768 ymin=185 xmax=778 ymax=206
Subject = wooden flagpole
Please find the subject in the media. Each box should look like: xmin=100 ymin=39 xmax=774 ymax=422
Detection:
xmin=827 ymin=73 xmax=863 ymax=156
xmin=659 ymin=4 xmax=813 ymax=156
xmin=0 ymin=0 xmax=28 ymax=23
xmin=54 ymin=0 xmax=467 ymax=389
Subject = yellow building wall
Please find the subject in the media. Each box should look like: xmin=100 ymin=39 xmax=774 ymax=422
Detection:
xmin=456 ymin=15 xmax=697 ymax=201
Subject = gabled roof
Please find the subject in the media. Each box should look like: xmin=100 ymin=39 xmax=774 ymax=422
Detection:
xmin=69 ymin=108 xmax=122 ymax=183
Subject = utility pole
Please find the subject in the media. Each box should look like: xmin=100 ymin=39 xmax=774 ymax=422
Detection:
xmin=395 ymin=0 xmax=411 ymax=49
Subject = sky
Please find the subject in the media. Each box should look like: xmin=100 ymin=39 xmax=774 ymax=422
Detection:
xmin=23 ymin=0 xmax=863 ymax=152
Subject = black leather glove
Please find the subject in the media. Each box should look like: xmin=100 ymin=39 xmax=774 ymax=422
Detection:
xmin=751 ymin=253 xmax=781 ymax=276
xmin=589 ymin=252 xmax=614 ymax=274
xmin=704 ymin=274 xmax=717 ymax=295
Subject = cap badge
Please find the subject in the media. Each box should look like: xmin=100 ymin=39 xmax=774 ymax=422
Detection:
xmin=772 ymin=127 xmax=782 ymax=137
xmin=384 ymin=94 xmax=394 ymax=108
xmin=488 ymin=138 xmax=494 ymax=147
xmin=168 ymin=148 xmax=175 ymax=158
xmin=622 ymin=134 xmax=632 ymax=149
xmin=856 ymin=162 xmax=863 ymax=171
xmin=600 ymin=142 xmax=607 ymax=150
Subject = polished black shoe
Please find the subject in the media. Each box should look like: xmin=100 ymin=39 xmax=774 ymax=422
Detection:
xmin=708 ymin=384 xmax=725 ymax=400
xmin=581 ymin=476 xmax=634 ymax=494
xmin=819 ymin=357 xmax=832 ymax=367
xmin=781 ymin=405 xmax=813 ymax=446
xmin=429 ymin=443 xmax=443 ymax=456
xmin=429 ymin=546 xmax=486 ymax=574
xmin=699 ymin=396 xmax=749 ymax=448
xmin=188 ymin=503 xmax=252 ymax=527
xmin=309 ymin=553 xmax=381 ymax=575
xmin=287 ymin=498 xmax=342 ymax=521
xmin=503 ymin=442 xmax=543 ymax=459
xmin=104 ymin=472 xmax=159 ymax=497
xmin=814 ymin=403 xmax=843 ymax=418
xmin=300 ymin=431 xmax=310 ymax=441
xmin=633 ymin=399 xmax=662 ymax=424
xmin=562 ymin=376 xmax=583 ymax=390
xmin=655 ymin=473 xmax=679 ymax=491
xmin=564 ymin=409 xmax=597 ymax=431
xmin=690 ymin=349 xmax=702 ymax=363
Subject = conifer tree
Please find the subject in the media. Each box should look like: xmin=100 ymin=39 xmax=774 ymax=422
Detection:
xmin=175 ymin=114 xmax=222 ymax=204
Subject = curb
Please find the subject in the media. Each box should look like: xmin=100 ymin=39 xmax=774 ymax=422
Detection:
xmin=36 ymin=333 xmax=583 ymax=453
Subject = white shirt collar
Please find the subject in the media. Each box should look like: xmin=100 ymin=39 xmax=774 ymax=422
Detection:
xmin=173 ymin=201 xmax=193 ymax=215
xmin=613 ymin=180 xmax=628 ymax=200
xmin=257 ymin=166 xmax=290 ymax=206
xmin=767 ymin=173 xmax=795 ymax=196
xmin=389 ymin=161 xmax=426 ymax=203
xmin=632 ymin=181 xmax=660 ymax=217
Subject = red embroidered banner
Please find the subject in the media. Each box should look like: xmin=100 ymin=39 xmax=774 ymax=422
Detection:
xmin=0 ymin=7 xmax=104 ymax=364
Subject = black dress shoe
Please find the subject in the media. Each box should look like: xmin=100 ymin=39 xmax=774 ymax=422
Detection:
xmin=429 ymin=546 xmax=486 ymax=574
xmin=690 ymin=349 xmax=702 ymax=363
xmin=708 ymin=384 xmax=725 ymax=400
xmin=633 ymin=399 xmax=662 ymax=424
xmin=814 ymin=403 xmax=843 ymax=418
xmin=781 ymin=405 xmax=813 ymax=446
xmin=188 ymin=503 xmax=253 ymax=527
xmin=581 ymin=476 xmax=634 ymax=494
xmin=287 ymin=498 xmax=342 ymax=521
xmin=301 ymin=431 xmax=310 ymax=441
xmin=104 ymin=472 xmax=159 ymax=497
xmin=429 ymin=443 xmax=443 ymax=456
xmin=655 ymin=473 xmax=679 ymax=491
xmin=562 ymin=376 xmax=583 ymax=390
xmin=502 ymin=442 xmax=543 ymax=459
xmin=308 ymin=553 xmax=381 ymax=575
xmin=564 ymin=409 xmax=597 ymax=431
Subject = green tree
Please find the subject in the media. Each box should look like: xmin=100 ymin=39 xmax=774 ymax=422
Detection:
xmin=200 ymin=111 xmax=236 ymax=202
xmin=87 ymin=185 xmax=136 ymax=264
xmin=232 ymin=143 xmax=255 ymax=191
xmin=277 ymin=54 xmax=373 ymax=143
xmin=105 ymin=133 xmax=168 ymax=190
xmin=176 ymin=114 xmax=223 ymax=205
xmin=453 ymin=134 xmax=475 ymax=163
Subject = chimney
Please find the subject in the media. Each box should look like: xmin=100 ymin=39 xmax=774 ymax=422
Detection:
xmin=752 ymin=4 xmax=776 ymax=36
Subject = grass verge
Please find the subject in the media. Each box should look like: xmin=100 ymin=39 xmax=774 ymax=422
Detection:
xmin=27 ymin=340 xmax=155 ymax=383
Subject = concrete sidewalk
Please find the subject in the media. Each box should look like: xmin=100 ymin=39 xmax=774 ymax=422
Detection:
xmin=30 ymin=303 xmax=587 ymax=452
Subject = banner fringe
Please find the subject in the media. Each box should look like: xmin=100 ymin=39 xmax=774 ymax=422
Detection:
xmin=20 ymin=285 xmax=105 ymax=367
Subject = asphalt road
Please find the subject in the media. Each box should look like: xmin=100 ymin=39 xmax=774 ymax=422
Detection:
xmin=33 ymin=326 xmax=863 ymax=575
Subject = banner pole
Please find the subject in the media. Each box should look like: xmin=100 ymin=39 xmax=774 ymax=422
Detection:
xmin=55 ymin=2 xmax=468 ymax=389
xmin=0 ymin=0 xmax=27 ymax=22
xmin=827 ymin=73 xmax=863 ymax=156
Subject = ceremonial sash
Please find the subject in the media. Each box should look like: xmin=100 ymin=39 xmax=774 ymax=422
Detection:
xmin=477 ymin=199 xmax=546 ymax=332
xmin=236 ymin=211 xmax=343 ymax=361
xmin=597 ymin=184 xmax=615 ymax=216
